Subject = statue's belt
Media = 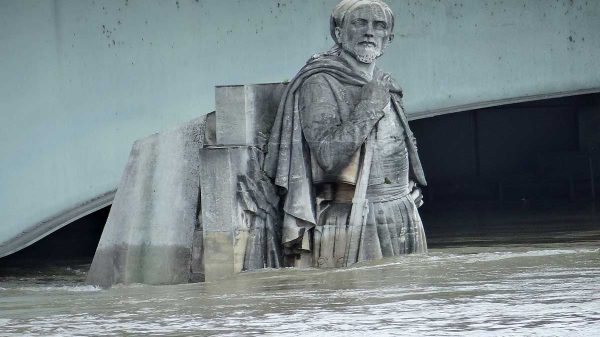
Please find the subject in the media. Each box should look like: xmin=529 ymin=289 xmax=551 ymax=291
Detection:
xmin=331 ymin=183 xmax=411 ymax=204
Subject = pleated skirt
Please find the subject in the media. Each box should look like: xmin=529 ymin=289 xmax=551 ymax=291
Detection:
xmin=313 ymin=195 xmax=427 ymax=268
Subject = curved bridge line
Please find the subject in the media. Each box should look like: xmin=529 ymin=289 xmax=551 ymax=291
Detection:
xmin=410 ymin=87 xmax=600 ymax=120
xmin=0 ymin=190 xmax=116 ymax=259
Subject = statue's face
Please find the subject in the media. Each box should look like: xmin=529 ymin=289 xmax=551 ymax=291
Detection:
xmin=336 ymin=3 xmax=393 ymax=64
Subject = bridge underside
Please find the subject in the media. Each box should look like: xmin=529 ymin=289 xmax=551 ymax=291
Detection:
xmin=414 ymin=93 xmax=600 ymax=246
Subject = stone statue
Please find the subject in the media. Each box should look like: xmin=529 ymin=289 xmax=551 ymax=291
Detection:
xmin=87 ymin=0 xmax=430 ymax=287
xmin=264 ymin=0 xmax=428 ymax=268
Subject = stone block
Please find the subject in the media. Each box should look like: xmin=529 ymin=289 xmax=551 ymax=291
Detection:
xmin=215 ymin=83 xmax=286 ymax=147
xmin=199 ymin=146 xmax=266 ymax=281
xmin=202 ymin=232 xmax=235 ymax=281
xmin=86 ymin=116 xmax=208 ymax=287
xmin=204 ymin=111 xmax=217 ymax=145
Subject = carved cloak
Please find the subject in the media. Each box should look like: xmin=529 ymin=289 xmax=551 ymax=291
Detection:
xmin=264 ymin=54 xmax=426 ymax=249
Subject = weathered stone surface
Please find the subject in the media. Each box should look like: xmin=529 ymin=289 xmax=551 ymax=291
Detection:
xmin=199 ymin=146 xmax=247 ymax=281
xmin=189 ymin=228 xmax=204 ymax=283
xmin=215 ymin=83 xmax=286 ymax=148
xmin=199 ymin=146 xmax=282 ymax=281
xmin=204 ymin=111 xmax=217 ymax=145
xmin=86 ymin=116 xmax=208 ymax=287
xmin=237 ymin=165 xmax=283 ymax=270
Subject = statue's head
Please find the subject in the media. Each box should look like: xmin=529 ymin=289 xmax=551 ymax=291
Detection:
xmin=330 ymin=0 xmax=395 ymax=64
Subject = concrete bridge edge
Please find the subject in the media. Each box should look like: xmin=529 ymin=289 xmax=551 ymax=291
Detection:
xmin=0 ymin=190 xmax=116 ymax=259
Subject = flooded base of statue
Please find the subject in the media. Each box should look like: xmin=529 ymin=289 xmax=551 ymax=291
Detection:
xmin=1 ymin=229 xmax=599 ymax=336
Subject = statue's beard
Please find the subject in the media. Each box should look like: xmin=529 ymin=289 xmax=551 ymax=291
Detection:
xmin=342 ymin=42 xmax=385 ymax=64
xmin=354 ymin=46 xmax=381 ymax=64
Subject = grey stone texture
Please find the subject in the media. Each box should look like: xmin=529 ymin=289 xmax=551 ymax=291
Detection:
xmin=86 ymin=114 xmax=215 ymax=287
xmin=86 ymin=80 xmax=290 ymax=286
xmin=197 ymin=83 xmax=287 ymax=281
xmin=199 ymin=146 xmax=282 ymax=281
xmin=216 ymin=84 xmax=286 ymax=149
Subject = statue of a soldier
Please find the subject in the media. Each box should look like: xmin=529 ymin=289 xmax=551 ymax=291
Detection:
xmin=264 ymin=0 xmax=427 ymax=268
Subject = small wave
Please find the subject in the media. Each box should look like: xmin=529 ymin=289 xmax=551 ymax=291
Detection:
xmin=14 ymin=285 xmax=101 ymax=293
xmin=464 ymin=248 xmax=599 ymax=263
xmin=111 ymin=283 xmax=151 ymax=289
xmin=329 ymin=254 xmax=433 ymax=272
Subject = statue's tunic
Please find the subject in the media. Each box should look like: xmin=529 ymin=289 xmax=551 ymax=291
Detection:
xmin=299 ymin=73 xmax=427 ymax=267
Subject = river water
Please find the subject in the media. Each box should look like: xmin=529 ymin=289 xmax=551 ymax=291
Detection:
xmin=1 ymin=239 xmax=599 ymax=336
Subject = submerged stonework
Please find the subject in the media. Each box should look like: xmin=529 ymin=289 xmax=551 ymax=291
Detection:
xmin=86 ymin=116 xmax=211 ymax=287
xmin=87 ymin=0 xmax=427 ymax=287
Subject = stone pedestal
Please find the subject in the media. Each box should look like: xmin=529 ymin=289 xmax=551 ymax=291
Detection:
xmin=199 ymin=146 xmax=251 ymax=281
xmin=198 ymin=84 xmax=286 ymax=281
xmin=86 ymin=114 xmax=215 ymax=287
xmin=87 ymin=82 xmax=285 ymax=286
xmin=199 ymin=146 xmax=281 ymax=281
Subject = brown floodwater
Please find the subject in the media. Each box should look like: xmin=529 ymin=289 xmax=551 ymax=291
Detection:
xmin=1 ymin=233 xmax=599 ymax=336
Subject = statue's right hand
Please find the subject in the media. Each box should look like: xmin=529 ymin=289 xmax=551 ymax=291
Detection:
xmin=361 ymin=73 xmax=392 ymax=111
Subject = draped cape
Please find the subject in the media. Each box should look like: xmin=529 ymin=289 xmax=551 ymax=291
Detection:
xmin=263 ymin=54 xmax=426 ymax=248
